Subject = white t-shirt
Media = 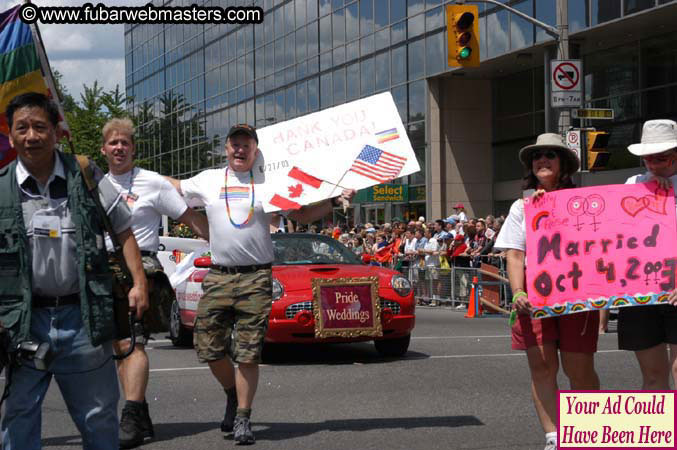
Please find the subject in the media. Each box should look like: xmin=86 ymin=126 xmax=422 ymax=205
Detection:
xmin=404 ymin=237 xmax=418 ymax=255
xmin=106 ymin=168 xmax=188 ymax=252
xmin=625 ymin=171 xmax=677 ymax=219
xmin=494 ymin=199 xmax=526 ymax=252
xmin=457 ymin=211 xmax=468 ymax=222
xmin=181 ymin=167 xmax=274 ymax=266
xmin=424 ymin=237 xmax=439 ymax=267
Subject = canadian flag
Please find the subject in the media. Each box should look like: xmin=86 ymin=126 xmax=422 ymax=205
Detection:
xmin=268 ymin=167 xmax=325 ymax=210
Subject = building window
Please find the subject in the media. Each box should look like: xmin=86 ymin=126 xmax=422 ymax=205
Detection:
xmin=591 ymin=0 xmax=621 ymax=26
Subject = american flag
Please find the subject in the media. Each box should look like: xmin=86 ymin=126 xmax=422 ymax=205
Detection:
xmin=349 ymin=145 xmax=407 ymax=183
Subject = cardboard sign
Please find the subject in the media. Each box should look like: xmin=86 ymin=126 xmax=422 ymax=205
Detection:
xmin=524 ymin=182 xmax=677 ymax=318
xmin=256 ymin=92 xmax=420 ymax=212
xmin=312 ymin=277 xmax=382 ymax=338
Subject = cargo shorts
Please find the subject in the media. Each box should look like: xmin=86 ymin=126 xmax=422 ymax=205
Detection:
xmin=113 ymin=254 xmax=173 ymax=344
xmin=194 ymin=267 xmax=273 ymax=364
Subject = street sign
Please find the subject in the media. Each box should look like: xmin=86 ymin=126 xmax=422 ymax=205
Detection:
xmin=566 ymin=130 xmax=581 ymax=164
xmin=572 ymin=108 xmax=614 ymax=120
xmin=550 ymin=60 xmax=582 ymax=108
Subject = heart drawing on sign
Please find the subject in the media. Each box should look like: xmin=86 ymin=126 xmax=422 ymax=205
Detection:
xmin=644 ymin=190 xmax=668 ymax=215
xmin=620 ymin=196 xmax=649 ymax=217
xmin=620 ymin=190 xmax=669 ymax=217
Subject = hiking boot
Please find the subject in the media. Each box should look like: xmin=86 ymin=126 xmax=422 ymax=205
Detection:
xmin=220 ymin=393 xmax=238 ymax=433
xmin=233 ymin=416 xmax=255 ymax=445
xmin=119 ymin=401 xmax=153 ymax=449
xmin=141 ymin=400 xmax=154 ymax=439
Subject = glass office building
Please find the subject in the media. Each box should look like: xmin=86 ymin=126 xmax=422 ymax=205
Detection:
xmin=125 ymin=0 xmax=677 ymax=223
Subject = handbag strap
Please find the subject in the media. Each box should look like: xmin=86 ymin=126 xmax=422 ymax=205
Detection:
xmin=75 ymin=155 xmax=132 ymax=278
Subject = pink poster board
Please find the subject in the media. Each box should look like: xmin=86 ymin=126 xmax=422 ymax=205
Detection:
xmin=524 ymin=182 xmax=677 ymax=318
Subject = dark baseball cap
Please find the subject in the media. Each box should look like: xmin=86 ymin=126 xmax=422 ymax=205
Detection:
xmin=227 ymin=123 xmax=258 ymax=143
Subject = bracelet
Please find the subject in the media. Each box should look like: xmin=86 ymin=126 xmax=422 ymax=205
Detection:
xmin=512 ymin=291 xmax=528 ymax=303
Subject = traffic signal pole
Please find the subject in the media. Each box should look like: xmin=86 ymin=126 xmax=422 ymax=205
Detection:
xmin=556 ymin=0 xmax=570 ymax=134
xmin=454 ymin=0 xmax=568 ymax=133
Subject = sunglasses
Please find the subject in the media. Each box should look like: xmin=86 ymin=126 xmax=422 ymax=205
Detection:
xmin=531 ymin=149 xmax=558 ymax=161
xmin=642 ymin=153 xmax=674 ymax=164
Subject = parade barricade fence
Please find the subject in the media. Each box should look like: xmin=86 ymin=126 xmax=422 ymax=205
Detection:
xmin=407 ymin=256 xmax=511 ymax=312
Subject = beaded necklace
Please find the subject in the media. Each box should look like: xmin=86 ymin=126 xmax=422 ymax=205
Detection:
xmin=224 ymin=166 xmax=255 ymax=228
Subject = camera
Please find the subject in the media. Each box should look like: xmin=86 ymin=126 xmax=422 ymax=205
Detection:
xmin=0 ymin=331 xmax=51 ymax=373
xmin=16 ymin=341 xmax=52 ymax=371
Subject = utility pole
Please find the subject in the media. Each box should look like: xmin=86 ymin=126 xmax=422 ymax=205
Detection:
xmin=556 ymin=0 xmax=570 ymax=134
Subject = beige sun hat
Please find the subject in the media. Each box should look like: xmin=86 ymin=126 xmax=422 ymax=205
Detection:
xmin=628 ymin=120 xmax=677 ymax=156
xmin=518 ymin=133 xmax=580 ymax=174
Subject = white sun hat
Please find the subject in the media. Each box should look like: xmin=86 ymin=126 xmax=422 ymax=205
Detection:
xmin=628 ymin=120 xmax=677 ymax=156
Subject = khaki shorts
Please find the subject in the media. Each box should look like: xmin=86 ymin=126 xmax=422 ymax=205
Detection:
xmin=194 ymin=268 xmax=272 ymax=364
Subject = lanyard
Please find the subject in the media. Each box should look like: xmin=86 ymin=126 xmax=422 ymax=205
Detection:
xmin=224 ymin=167 xmax=255 ymax=228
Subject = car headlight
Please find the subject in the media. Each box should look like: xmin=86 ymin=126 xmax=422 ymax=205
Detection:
xmin=391 ymin=275 xmax=412 ymax=297
xmin=272 ymin=278 xmax=284 ymax=301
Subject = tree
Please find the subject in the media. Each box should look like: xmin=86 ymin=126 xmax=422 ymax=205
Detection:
xmin=54 ymin=77 xmax=215 ymax=177
xmin=65 ymin=81 xmax=108 ymax=168
xmin=52 ymin=69 xmax=77 ymax=114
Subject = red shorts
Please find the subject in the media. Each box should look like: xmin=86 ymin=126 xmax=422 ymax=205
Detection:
xmin=511 ymin=310 xmax=600 ymax=352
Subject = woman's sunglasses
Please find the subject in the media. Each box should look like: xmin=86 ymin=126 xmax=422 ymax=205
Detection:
xmin=642 ymin=153 xmax=674 ymax=164
xmin=531 ymin=149 xmax=558 ymax=161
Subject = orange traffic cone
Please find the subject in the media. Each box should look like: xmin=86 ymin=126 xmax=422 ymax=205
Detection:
xmin=465 ymin=276 xmax=482 ymax=318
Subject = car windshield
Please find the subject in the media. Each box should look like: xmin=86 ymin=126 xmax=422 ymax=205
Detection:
xmin=272 ymin=233 xmax=362 ymax=265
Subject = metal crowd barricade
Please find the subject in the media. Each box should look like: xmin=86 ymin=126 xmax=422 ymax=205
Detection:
xmin=408 ymin=257 xmax=510 ymax=311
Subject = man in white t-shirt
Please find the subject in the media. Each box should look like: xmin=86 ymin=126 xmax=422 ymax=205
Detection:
xmin=618 ymin=119 xmax=677 ymax=391
xmin=167 ymin=123 xmax=354 ymax=445
xmin=100 ymin=118 xmax=209 ymax=449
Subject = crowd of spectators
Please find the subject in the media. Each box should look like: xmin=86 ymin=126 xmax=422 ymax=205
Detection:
xmin=295 ymin=203 xmax=507 ymax=305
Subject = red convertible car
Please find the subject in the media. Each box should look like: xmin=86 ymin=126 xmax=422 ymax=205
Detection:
xmin=170 ymin=233 xmax=416 ymax=356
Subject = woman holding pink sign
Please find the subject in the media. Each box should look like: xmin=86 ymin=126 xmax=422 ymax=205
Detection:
xmin=620 ymin=119 xmax=677 ymax=390
xmin=494 ymin=133 xmax=600 ymax=450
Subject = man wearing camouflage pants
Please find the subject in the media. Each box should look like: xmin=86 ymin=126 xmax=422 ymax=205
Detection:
xmin=167 ymin=123 xmax=354 ymax=445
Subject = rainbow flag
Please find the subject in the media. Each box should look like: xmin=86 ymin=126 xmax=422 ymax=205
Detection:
xmin=375 ymin=128 xmax=399 ymax=144
xmin=0 ymin=5 xmax=66 ymax=169
xmin=219 ymin=186 xmax=250 ymax=200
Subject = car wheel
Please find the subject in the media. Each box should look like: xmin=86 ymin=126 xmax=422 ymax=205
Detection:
xmin=169 ymin=299 xmax=193 ymax=347
xmin=374 ymin=334 xmax=411 ymax=357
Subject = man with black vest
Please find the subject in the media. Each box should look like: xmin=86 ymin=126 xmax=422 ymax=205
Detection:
xmin=0 ymin=92 xmax=148 ymax=450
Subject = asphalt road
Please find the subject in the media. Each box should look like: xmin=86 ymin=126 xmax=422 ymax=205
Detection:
xmin=24 ymin=308 xmax=637 ymax=450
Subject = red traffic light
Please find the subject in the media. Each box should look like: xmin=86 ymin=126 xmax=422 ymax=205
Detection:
xmin=456 ymin=12 xmax=474 ymax=30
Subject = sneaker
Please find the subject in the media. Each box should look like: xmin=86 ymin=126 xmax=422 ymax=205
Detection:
xmin=220 ymin=393 xmax=238 ymax=433
xmin=233 ymin=416 xmax=255 ymax=445
xmin=544 ymin=441 xmax=557 ymax=450
xmin=119 ymin=401 xmax=153 ymax=449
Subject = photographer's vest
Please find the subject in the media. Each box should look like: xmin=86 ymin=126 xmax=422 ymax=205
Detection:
xmin=0 ymin=153 xmax=115 ymax=347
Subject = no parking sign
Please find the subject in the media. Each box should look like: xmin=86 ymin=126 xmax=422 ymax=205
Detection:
xmin=551 ymin=60 xmax=582 ymax=108
xmin=566 ymin=130 xmax=581 ymax=165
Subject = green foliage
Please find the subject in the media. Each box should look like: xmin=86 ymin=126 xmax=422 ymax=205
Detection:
xmin=52 ymin=72 xmax=131 ymax=171
xmin=52 ymin=74 xmax=214 ymax=177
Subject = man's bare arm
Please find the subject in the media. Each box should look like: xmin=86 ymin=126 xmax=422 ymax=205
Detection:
xmin=177 ymin=208 xmax=209 ymax=241
xmin=116 ymin=228 xmax=149 ymax=320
